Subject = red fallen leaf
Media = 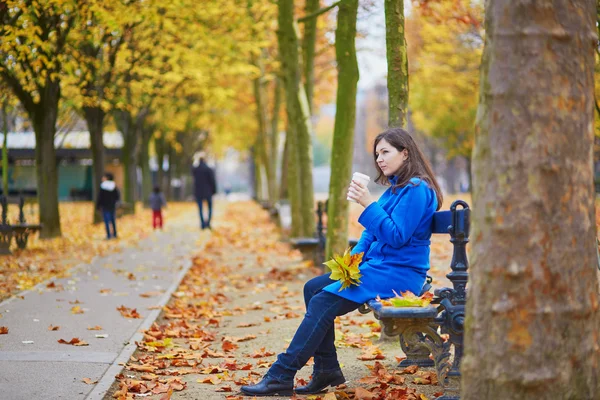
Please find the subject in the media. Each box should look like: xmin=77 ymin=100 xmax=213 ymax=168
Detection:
xmin=0 ymin=327 xmax=8 ymax=334
xmin=222 ymin=340 xmax=238 ymax=352
xmin=127 ymin=272 xmax=136 ymax=280
xmin=87 ymin=325 xmax=103 ymax=330
xmin=140 ymin=373 xmax=157 ymax=381
xmin=250 ymin=348 xmax=275 ymax=358
xmin=69 ymin=299 xmax=82 ymax=304
xmin=117 ymin=305 xmax=141 ymax=319
xmin=433 ymin=392 xmax=444 ymax=397
xmin=296 ymin=378 xmax=308 ymax=386
xmin=169 ymin=379 xmax=186 ymax=391
xmin=400 ymin=365 xmax=419 ymax=374
xmin=58 ymin=337 xmax=89 ymax=346
xmin=354 ymin=387 xmax=378 ymax=399
xmin=48 ymin=325 xmax=60 ymax=331
xmin=208 ymin=318 xmax=220 ymax=326
xmin=82 ymin=377 xmax=97 ymax=384
xmin=216 ymin=386 xmax=233 ymax=392
xmin=99 ymin=288 xmax=111 ymax=294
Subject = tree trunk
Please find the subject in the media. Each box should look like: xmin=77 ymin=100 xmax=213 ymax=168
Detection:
xmin=462 ymin=1 xmax=599 ymax=399
xmin=84 ymin=106 xmax=105 ymax=224
xmin=155 ymin=134 xmax=166 ymax=193
xmin=32 ymin=82 xmax=62 ymax=238
xmin=385 ymin=0 xmax=408 ymax=128
xmin=326 ymin=0 xmax=359 ymax=259
xmin=115 ymin=110 xmax=137 ymax=213
xmin=2 ymin=101 xmax=8 ymax=197
xmin=165 ymin=141 xmax=173 ymax=200
xmin=279 ymin=131 xmax=290 ymax=201
xmin=139 ymin=127 xmax=153 ymax=207
xmin=270 ymin=76 xmax=282 ymax=204
xmin=277 ymin=0 xmax=315 ymax=237
xmin=302 ymin=0 xmax=320 ymax=113
xmin=285 ymin=123 xmax=302 ymax=237
xmin=252 ymin=68 xmax=274 ymax=206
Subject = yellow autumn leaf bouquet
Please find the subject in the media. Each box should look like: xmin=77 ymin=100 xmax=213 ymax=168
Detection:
xmin=323 ymin=247 xmax=363 ymax=291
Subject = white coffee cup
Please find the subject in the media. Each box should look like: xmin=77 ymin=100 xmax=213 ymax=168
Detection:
xmin=347 ymin=172 xmax=371 ymax=203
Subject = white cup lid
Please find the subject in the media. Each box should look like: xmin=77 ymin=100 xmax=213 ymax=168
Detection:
xmin=352 ymin=172 xmax=370 ymax=180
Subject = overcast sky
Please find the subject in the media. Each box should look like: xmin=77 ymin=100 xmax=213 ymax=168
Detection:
xmin=355 ymin=2 xmax=412 ymax=89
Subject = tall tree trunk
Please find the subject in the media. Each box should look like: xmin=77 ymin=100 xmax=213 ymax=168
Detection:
xmin=277 ymin=0 xmax=315 ymax=237
xmin=252 ymin=65 xmax=275 ymax=206
xmin=155 ymin=134 xmax=166 ymax=193
xmin=384 ymin=0 xmax=409 ymax=128
xmin=32 ymin=82 xmax=62 ymax=238
xmin=302 ymin=0 xmax=320 ymax=113
xmin=279 ymin=132 xmax=290 ymax=201
xmin=84 ymin=106 xmax=105 ymax=224
xmin=115 ymin=110 xmax=138 ymax=213
xmin=270 ymin=77 xmax=282 ymax=204
xmin=165 ymin=141 xmax=173 ymax=200
xmin=326 ymin=0 xmax=359 ymax=259
xmin=2 ymin=101 xmax=8 ymax=197
xmin=462 ymin=1 xmax=599 ymax=399
xmin=139 ymin=127 xmax=153 ymax=207
xmin=285 ymin=123 xmax=302 ymax=236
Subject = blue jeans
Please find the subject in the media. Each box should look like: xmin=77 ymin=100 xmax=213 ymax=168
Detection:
xmin=267 ymin=274 xmax=360 ymax=383
xmin=102 ymin=210 xmax=117 ymax=238
xmin=196 ymin=197 xmax=213 ymax=228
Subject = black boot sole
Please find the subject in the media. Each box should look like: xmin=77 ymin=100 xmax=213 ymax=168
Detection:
xmin=295 ymin=376 xmax=346 ymax=395
xmin=240 ymin=388 xmax=294 ymax=397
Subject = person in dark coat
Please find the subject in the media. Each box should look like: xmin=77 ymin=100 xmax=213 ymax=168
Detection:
xmin=191 ymin=152 xmax=216 ymax=229
xmin=96 ymin=172 xmax=120 ymax=239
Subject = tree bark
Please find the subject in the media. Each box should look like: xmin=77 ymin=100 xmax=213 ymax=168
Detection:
xmin=115 ymin=110 xmax=138 ymax=213
xmin=326 ymin=0 xmax=359 ymax=259
xmin=2 ymin=100 xmax=8 ymax=197
xmin=385 ymin=0 xmax=408 ymax=128
xmin=139 ymin=126 xmax=153 ymax=207
xmin=269 ymin=76 xmax=282 ymax=204
xmin=279 ymin=131 xmax=290 ymax=201
xmin=155 ymin=134 xmax=166 ymax=193
xmin=84 ymin=106 xmax=105 ymax=224
xmin=302 ymin=0 xmax=320 ymax=113
xmin=277 ymin=0 xmax=315 ymax=237
xmin=32 ymin=81 xmax=62 ymax=238
xmin=252 ymin=62 xmax=275 ymax=205
xmin=462 ymin=1 xmax=599 ymax=399
xmin=285 ymin=123 xmax=302 ymax=236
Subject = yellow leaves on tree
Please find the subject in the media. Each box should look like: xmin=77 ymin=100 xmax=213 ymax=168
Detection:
xmin=324 ymin=248 xmax=363 ymax=291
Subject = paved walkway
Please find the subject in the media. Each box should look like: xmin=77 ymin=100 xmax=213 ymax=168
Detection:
xmin=0 ymin=204 xmax=212 ymax=400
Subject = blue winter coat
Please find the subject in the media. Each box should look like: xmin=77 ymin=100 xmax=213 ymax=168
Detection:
xmin=324 ymin=176 xmax=438 ymax=304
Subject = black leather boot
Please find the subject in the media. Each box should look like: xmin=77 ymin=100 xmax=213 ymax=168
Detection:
xmin=295 ymin=370 xmax=346 ymax=394
xmin=240 ymin=375 xmax=294 ymax=397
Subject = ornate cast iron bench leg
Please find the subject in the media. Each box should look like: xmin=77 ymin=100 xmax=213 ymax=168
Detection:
xmin=15 ymin=229 xmax=30 ymax=250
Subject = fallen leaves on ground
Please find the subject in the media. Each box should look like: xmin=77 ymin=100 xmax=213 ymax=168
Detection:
xmin=0 ymin=202 xmax=196 ymax=302
xmin=109 ymin=201 xmax=437 ymax=400
xmin=58 ymin=337 xmax=89 ymax=346
xmin=117 ymin=305 xmax=141 ymax=319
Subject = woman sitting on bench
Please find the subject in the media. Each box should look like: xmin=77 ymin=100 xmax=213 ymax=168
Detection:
xmin=241 ymin=127 xmax=444 ymax=397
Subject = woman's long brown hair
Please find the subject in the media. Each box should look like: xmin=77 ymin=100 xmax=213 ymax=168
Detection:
xmin=373 ymin=128 xmax=443 ymax=210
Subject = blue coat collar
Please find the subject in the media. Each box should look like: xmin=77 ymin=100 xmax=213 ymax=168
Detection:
xmin=389 ymin=175 xmax=398 ymax=185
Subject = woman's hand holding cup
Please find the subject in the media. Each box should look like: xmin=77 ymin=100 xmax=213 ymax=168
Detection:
xmin=347 ymin=172 xmax=374 ymax=208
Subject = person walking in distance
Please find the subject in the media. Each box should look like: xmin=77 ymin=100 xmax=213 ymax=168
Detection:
xmin=191 ymin=152 xmax=216 ymax=229
xmin=149 ymin=186 xmax=167 ymax=229
xmin=96 ymin=172 xmax=120 ymax=239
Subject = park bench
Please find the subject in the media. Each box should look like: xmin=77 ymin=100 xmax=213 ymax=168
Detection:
xmin=289 ymin=200 xmax=358 ymax=265
xmin=0 ymin=195 xmax=42 ymax=255
xmin=359 ymin=200 xmax=470 ymax=400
